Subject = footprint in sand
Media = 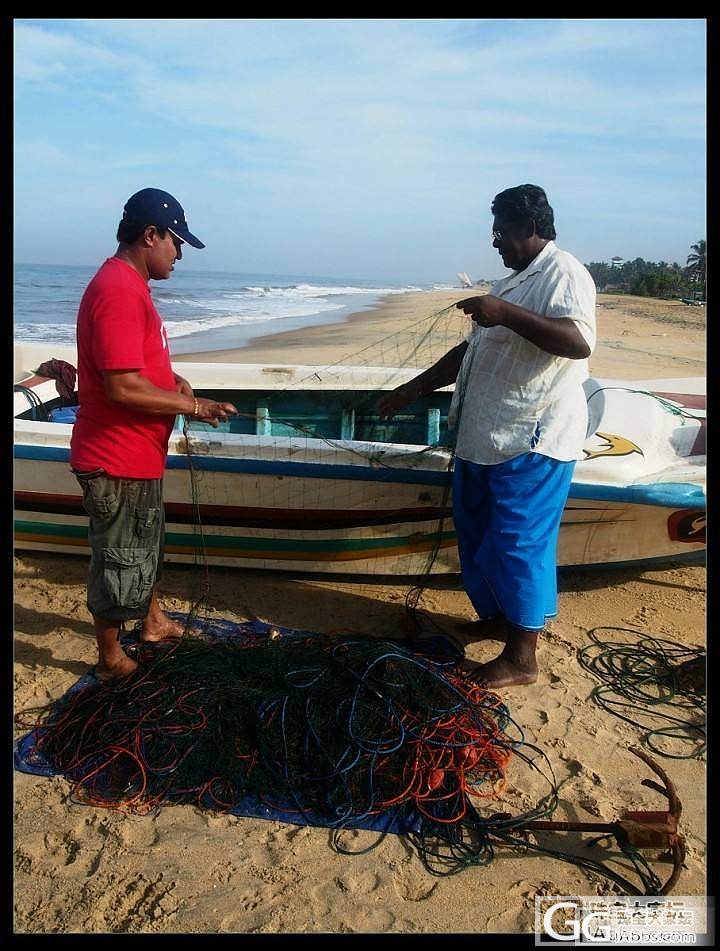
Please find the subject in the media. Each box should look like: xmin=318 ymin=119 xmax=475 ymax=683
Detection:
xmin=392 ymin=866 xmax=438 ymax=902
xmin=211 ymin=861 xmax=238 ymax=885
xmin=486 ymin=879 xmax=563 ymax=931
xmin=80 ymin=871 xmax=180 ymax=932
xmin=547 ymin=673 xmax=566 ymax=690
xmin=44 ymin=829 xmax=84 ymax=866
xmin=15 ymin=848 xmax=33 ymax=874
xmin=59 ymin=830 xmax=84 ymax=866
xmin=485 ymin=905 xmax=531 ymax=933
xmin=341 ymin=908 xmax=397 ymax=933
xmin=118 ymin=820 xmax=160 ymax=850
xmin=560 ymin=757 xmax=583 ymax=777
xmin=200 ymin=813 xmax=236 ymax=831
xmin=335 ymin=869 xmax=381 ymax=896
xmin=237 ymin=888 xmax=264 ymax=912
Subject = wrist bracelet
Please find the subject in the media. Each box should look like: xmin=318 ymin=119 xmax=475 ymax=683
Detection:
xmin=193 ymin=397 xmax=199 ymax=417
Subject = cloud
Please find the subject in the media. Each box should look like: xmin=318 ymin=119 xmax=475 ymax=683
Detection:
xmin=14 ymin=22 xmax=142 ymax=83
xmin=13 ymin=19 xmax=706 ymax=277
xmin=15 ymin=19 xmax=705 ymax=150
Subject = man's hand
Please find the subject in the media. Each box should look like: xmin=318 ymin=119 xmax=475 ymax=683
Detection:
xmin=193 ymin=398 xmax=239 ymax=428
xmin=174 ymin=373 xmax=193 ymax=399
xmin=376 ymin=385 xmax=418 ymax=420
xmin=455 ymin=295 xmax=507 ymax=327
xmin=457 ymin=298 xmax=591 ymax=358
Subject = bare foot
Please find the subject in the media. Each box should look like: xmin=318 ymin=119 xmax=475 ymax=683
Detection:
xmin=140 ymin=612 xmax=186 ymax=642
xmin=455 ymin=616 xmax=507 ymax=641
xmin=93 ymin=654 xmax=138 ymax=683
xmin=464 ymin=655 xmax=538 ymax=689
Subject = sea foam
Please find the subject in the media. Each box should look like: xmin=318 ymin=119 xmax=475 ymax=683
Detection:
xmin=14 ymin=265 xmax=429 ymax=346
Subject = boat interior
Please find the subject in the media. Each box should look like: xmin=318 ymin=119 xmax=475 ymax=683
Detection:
xmin=14 ymin=371 xmax=454 ymax=448
xmin=175 ymin=389 xmax=454 ymax=446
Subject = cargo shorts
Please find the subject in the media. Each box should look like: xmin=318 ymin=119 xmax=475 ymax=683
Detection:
xmin=74 ymin=468 xmax=165 ymax=622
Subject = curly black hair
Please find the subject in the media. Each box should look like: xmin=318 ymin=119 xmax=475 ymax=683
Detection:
xmin=491 ymin=184 xmax=556 ymax=240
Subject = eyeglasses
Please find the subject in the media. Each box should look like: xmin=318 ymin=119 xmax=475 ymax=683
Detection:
xmin=492 ymin=219 xmax=534 ymax=242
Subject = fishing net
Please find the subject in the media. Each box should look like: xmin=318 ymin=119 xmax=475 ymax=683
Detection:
xmin=165 ymin=294 xmax=706 ymax=597
xmin=168 ymin=303 xmax=471 ymax=583
xmin=16 ymin=620 xmax=666 ymax=890
xmin=17 ymin=626 xmax=520 ymax=847
xmin=20 ymin=632 xmax=511 ymax=817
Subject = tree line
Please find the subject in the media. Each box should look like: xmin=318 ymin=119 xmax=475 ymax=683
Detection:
xmin=585 ymin=240 xmax=705 ymax=300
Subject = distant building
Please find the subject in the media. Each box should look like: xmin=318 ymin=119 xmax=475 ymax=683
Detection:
xmin=610 ymin=256 xmax=625 ymax=267
xmin=602 ymin=282 xmax=631 ymax=293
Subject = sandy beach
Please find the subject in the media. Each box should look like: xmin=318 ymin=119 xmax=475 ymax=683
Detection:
xmin=174 ymin=289 xmax=706 ymax=380
xmin=14 ymin=290 xmax=706 ymax=934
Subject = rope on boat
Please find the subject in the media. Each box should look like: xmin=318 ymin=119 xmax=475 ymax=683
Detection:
xmin=180 ymin=300 xmax=468 ymax=633
xmin=180 ymin=417 xmax=212 ymax=632
xmin=585 ymin=386 xmax=704 ymax=422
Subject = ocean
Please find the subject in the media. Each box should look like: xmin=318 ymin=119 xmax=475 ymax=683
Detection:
xmin=14 ymin=263 xmax=455 ymax=355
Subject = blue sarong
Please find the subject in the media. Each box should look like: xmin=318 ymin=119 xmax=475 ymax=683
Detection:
xmin=452 ymin=453 xmax=575 ymax=631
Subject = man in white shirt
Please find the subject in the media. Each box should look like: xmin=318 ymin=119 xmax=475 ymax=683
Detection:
xmin=378 ymin=184 xmax=596 ymax=689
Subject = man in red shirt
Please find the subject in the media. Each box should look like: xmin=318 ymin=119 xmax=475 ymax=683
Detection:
xmin=71 ymin=188 xmax=237 ymax=682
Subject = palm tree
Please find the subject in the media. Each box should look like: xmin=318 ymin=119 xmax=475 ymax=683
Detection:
xmin=686 ymin=240 xmax=706 ymax=282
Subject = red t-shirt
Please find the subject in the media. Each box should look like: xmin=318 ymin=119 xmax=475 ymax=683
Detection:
xmin=70 ymin=257 xmax=177 ymax=478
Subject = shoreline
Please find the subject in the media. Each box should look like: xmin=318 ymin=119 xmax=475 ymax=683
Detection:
xmin=172 ymin=288 xmax=472 ymax=366
xmin=173 ymin=289 xmax=706 ymax=380
xmin=165 ymin=289 xmax=404 ymax=357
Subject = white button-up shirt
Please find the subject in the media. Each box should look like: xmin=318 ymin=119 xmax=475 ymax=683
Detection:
xmin=449 ymin=241 xmax=597 ymax=465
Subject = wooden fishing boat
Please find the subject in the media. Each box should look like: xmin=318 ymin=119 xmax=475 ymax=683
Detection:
xmin=14 ymin=343 xmax=705 ymax=575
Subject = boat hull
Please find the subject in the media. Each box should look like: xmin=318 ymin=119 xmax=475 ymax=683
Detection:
xmin=14 ymin=352 xmax=706 ymax=575
xmin=14 ymin=450 xmax=705 ymax=574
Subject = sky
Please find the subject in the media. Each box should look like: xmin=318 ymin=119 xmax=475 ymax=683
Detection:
xmin=13 ymin=18 xmax=706 ymax=284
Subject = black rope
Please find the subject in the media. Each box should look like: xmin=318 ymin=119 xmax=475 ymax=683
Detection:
xmin=585 ymin=386 xmax=704 ymax=422
xmin=14 ymin=383 xmax=49 ymax=421
xmin=578 ymin=626 xmax=705 ymax=759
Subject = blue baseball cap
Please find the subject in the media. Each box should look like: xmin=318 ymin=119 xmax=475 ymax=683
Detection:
xmin=122 ymin=188 xmax=205 ymax=249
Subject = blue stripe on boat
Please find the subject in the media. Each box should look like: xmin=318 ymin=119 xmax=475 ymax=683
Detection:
xmin=568 ymin=482 xmax=705 ymax=508
xmin=13 ymin=443 xmax=705 ymax=507
xmin=14 ymin=443 xmax=453 ymax=486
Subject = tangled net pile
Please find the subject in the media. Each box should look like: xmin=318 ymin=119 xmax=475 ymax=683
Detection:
xmin=19 ymin=630 xmax=669 ymax=889
xmin=21 ymin=634 xmax=519 ymax=830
